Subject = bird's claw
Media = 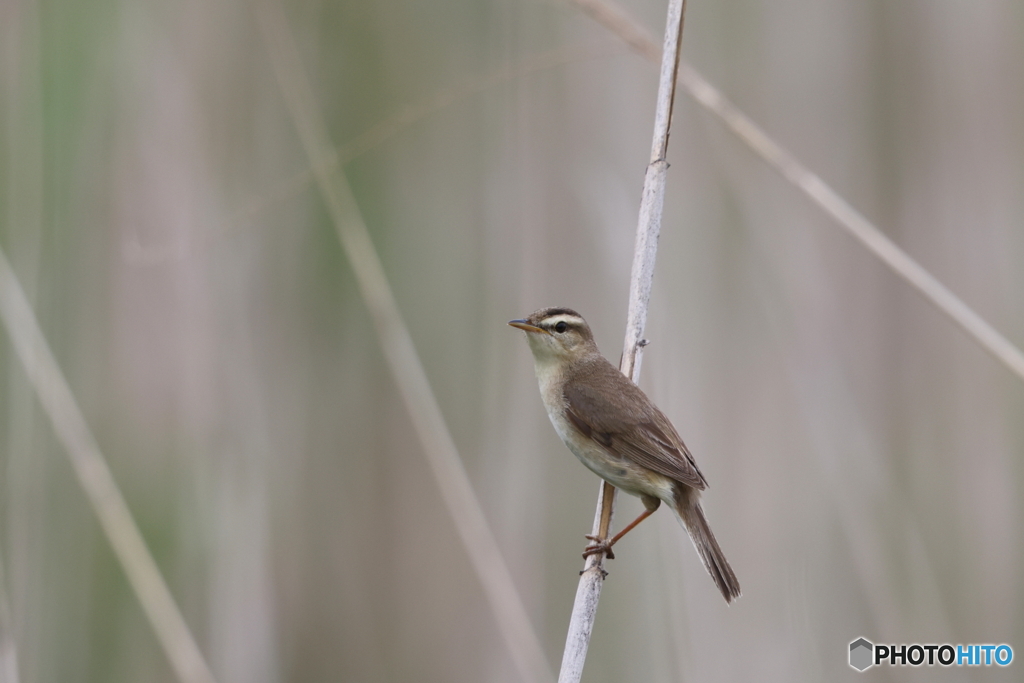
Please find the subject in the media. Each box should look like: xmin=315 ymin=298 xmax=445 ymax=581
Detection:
xmin=580 ymin=567 xmax=610 ymax=579
xmin=582 ymin=534 xmax=615 ymax=560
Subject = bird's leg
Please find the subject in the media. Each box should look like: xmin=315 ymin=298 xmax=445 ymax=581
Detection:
xmin=583 ymin=495 xmax=661 ymax=560
xmin=583 ymin=509 xmax=653 ymax=559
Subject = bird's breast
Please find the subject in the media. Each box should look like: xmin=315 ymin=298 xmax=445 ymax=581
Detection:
xmin=540 ymin=385 xmax=674 ymax=502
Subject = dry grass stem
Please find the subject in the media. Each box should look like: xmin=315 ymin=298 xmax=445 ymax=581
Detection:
xmin=559 ymin=1 xmax=687 ymax=681
xmin=256 ymin=3 xmax=554 ymax=682
xmin=568 ymin=0 xmax=1024 ymax=384
xmin=0 ymin=248 xmax=218 ymax=683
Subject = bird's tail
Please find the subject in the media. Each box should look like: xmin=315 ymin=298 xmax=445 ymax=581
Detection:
xmin=674 ymin=499 xmax=741 ymax=603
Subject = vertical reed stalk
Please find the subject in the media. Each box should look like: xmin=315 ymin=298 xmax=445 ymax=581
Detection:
xmin=557 ymin=1 xmax=687 ymax=681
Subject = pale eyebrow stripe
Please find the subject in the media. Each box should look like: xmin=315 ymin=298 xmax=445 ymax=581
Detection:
xmin=543 ymin=315 xmax=585 ymax=327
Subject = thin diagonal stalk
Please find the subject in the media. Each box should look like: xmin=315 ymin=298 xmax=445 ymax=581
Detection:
xmin=567 ymin=0 xmax=1024 ymax=384
xmin=0 ymin=248 xmax=218 ymax=683
xmin=255 ymin=4 xmax=554 ymax=682
xmin=558 ymin=1 xmax=687 ymax=682
xmin=0 ymin=549 xmax=19 ymax=683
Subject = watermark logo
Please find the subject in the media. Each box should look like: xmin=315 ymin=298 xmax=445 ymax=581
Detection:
xmin=849 ymin=637 xmax=1013 ymax=671
xmin=849 ymin=638 xmax=873 ymax=671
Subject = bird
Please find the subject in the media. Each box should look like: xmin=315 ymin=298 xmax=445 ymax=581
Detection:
xmin=509 ymin=307 xmax=740 ymax=603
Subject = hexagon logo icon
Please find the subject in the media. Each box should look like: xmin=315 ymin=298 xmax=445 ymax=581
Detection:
xmin=849 ymin=638 xmax=874 ymax=671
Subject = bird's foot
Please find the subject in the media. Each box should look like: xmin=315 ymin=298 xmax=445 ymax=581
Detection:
xmin=583 ymin=535 xmax=615 ymax=560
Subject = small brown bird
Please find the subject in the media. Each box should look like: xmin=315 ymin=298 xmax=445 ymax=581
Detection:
xmin=510 ymin=307 xmax=740 ymax=603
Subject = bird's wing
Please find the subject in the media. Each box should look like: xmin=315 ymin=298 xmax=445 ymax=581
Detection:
xmin=563 ymin=360 xmax=708 ymax=491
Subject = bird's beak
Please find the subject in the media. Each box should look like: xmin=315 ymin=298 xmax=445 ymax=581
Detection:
xmin=508 ymin=319 xmax=549 ymax=335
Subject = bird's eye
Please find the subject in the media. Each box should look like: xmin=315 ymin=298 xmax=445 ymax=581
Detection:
xmin=554 ymin=321 xmax=568 ymax=333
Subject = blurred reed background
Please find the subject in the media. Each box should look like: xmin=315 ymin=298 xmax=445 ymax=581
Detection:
xmin=1 ymin=0 xmax=1023 ymax=681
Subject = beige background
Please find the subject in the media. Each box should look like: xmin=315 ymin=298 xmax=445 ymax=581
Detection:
xmin=1 ymin=0 xmax=1022 ymax=681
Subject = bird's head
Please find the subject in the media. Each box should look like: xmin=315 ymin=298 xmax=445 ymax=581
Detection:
xmin=508 ymin=307 xmax=599 ymax=366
